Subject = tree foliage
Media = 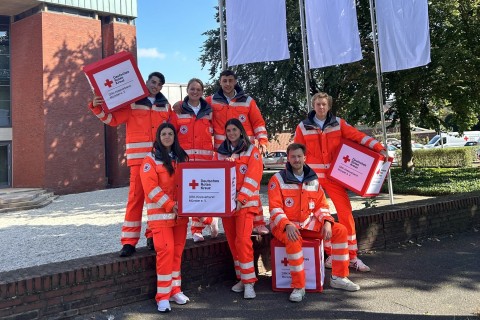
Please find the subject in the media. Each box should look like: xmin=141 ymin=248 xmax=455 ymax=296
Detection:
xmin=200 ymin=0 xmax=480 ymax=171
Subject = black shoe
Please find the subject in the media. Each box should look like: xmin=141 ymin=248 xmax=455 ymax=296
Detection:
xmin=147 ymin=237 xmax=154 ymax=251
xmin=119 ymin=244 xmax=136 ymax=257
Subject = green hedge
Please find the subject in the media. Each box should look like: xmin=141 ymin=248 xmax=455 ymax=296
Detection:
xmin=412 ymin=147 xmax=474 ymax=168
xmin=384 ymin=167 xmax=480 ymax=195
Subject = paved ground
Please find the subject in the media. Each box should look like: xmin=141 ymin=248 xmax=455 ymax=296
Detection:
xmin=74 ymin=230 xmax=480 ymax=320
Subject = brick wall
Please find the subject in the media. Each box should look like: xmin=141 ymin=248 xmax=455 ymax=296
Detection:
xmin=0 ymin=193 xmax=478 ymax=319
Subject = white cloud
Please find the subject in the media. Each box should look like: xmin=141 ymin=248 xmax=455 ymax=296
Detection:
xmin=138 ymin=48 xmax=166 ymax=59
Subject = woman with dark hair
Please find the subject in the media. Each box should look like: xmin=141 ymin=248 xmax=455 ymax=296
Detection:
xmin=170 ymin=78 xmax=219 ymax=243
xmin=215 ymin=118 xmax=263 ymax=299
xmin=140 ymin=122 xmax=190 ymax=313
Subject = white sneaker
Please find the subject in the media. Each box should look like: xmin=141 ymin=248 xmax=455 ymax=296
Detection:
xmin=169 ymin=292 xmax=190 ymax=305
xmin=289 ymin=288 xmax=305 ymax=302
xmin=157 ymin=300 xmax=171 ymax=313
xmin=192 ymin=233 xmax=205 ymax=243
xmin=253 ymin=225 xmax=269 ymax=235
xmin=350 ymin=258 xmax=371 ymax=272
xmin=231 ymin=280 xmax=244 ymax=292
xmin=243 ymin=283 xmax=256 ymax=299
xmin=210 ymin=218 xmax=219 ymax=238
xmin=330 ymin=276 xmax=360 ymax=291
xmin=324 ymin=256 xmax=332 ymax=269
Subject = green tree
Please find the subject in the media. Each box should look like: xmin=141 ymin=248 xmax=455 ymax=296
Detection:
xmin=200 ymin=0 xmax=480 ymax=172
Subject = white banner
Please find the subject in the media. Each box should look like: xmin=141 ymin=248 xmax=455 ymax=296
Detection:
xmin=376 ymin=0 xmax=431 ymax=72
xmin=305 ymin=0 xmax=362 ymax=69
xmin=226 ymin=0 xmax=290 ymax=66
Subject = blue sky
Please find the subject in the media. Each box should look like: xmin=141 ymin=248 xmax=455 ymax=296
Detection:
xmin=135 ymin=0 xmax=219 ymax=84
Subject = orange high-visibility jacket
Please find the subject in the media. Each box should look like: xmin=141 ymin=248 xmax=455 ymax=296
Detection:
xmin=268 ymin=164 xmax=334 ymax=234
xmin=169 ymin=97 xmax=214 ymax=161
xmin=88 ymin=94 xmax=170 ymax=166
xmin=294 ymin=111 xmax=385 ymax=178
xmin=139 ymin=153 xmax=188 ymax=228
xmin=216 ymin=142 xmax=263 ymax=210
xmin=206 ymin=86 xmax=268 ymax=150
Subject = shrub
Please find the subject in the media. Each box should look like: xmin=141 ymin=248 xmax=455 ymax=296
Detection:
xmin=413 ymin=147 xmax=474 ymax=168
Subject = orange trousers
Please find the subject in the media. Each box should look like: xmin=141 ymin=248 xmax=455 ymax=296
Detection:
xmin=222 ymin=209 xmax=257 ymax=284
xmin=272 ymin=224 xmax=349 ymax=289
xmin=121 ymin=165 xmax=152 ymax=246
xmin=321 ymin=179 xmax=358 ymax=260
xmin=152 ymin=223 xmax=188 ymax=303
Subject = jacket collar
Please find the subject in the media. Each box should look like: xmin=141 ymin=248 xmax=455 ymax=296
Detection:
xmin=280 ymin=163 xmax=318 ymax=184
xmin=303 ymin=110 xmax=338 ymax=130
xmin=212 ymin=84 xmax=247 ymax=103
xmin=217 ymin=139 xmax=247 ymax=156
xmin=181 ymin=96 xmax=212 ymax=118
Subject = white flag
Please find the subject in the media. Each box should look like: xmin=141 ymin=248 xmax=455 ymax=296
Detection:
xmin=226 ymin=0 xmax=290 ymax=66
xmin=305 ymin=0 xmax=362 ymax=69
xmin=376 ymin=0 xmax=431 ymax=72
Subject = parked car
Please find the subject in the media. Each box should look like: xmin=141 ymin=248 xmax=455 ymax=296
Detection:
xmin=262 ymin=150 xmax=287 ymax=169
xmin=464 ymin=141 xmax=478 ymax=147
xmin=387 ymin=145 xmax=399 ymax=165
xmin=397 ymin=143 xmax=425 ymax=150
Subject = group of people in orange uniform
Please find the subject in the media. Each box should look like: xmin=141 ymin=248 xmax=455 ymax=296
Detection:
xmin=88 ymin=70 xmax=387 ymax=312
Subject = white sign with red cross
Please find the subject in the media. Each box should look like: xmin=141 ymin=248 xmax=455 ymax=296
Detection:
xmin=177 ymin=161 xmax=236 ymax=217
xmin=271 ymin=238 xmax=324 ymax=292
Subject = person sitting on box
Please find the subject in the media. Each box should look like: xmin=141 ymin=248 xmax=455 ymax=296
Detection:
xmin=139 ymin=122 xmax=190 ymax=313
xmin=294 ymin=92 xmax=388 ymax=272
xmin=215 ymin=118 xmax=263 ymax=299
xmin=89 ymin=72 xmax=170 ymax=257
xmin=268 ymin=143 xmax=360 ymax=302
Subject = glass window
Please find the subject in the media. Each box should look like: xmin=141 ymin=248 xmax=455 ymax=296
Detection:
xmin=0 ymin=143 xmax=10 ymax=186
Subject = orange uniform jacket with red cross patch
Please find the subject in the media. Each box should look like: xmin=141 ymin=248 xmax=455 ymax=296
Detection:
xmin=268 ymin=164 xmax=334 ymax=234
xmin=206 ymin=86 xmax=268 ymax=150
xmin=215 ymin=143 xmax=263 ymax=211
xmin=139 ymin=153 xmax=188 ymax=228
xmin=88 ymin=93 xmax=171 ymax=166
xmin=169 ymin=97 xmax=214 ymax=161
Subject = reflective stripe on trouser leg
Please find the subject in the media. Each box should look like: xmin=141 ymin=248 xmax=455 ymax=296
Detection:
xmin=223 ymin=209 xmax=257 ymax=284
xmin=329 ymin=223 xmax=349 ymax=277
xmin=190 ymin=216 xmax=213 ymax=234
xmin=321 ymin=179 xmax=357 ymax=259
xmin=272 ymin=227 xmax=306 ymax=289
xmin=122 ymin=165 xmax=145 ymax=246
xmin=153 ymin=223 xmax=187 ymax=303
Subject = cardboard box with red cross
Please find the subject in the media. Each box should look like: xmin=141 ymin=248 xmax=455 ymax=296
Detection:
xmin=271 ymin=237 xmax=324 ymax=292
xmin=83 ymin=51 xmax=149 ymax=114
xmin=177 ymin=161 xmax=237 ymax=217
xmin=327 ymin=139 xmax=393 ymax=197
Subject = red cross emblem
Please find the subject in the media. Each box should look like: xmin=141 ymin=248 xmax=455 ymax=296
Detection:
xmin=281 ymin=257 xmax=289 ymax=266
xmin=343 ymin=155 xmax=351 ymax=163
xmin=376 ymin=169 xmax=381 ymax=175
xmin=464 ymin=136 xmax=469 ymax=141
xmin=240 ymin=165 xmax=248 ymax=174
xmin=285 ymin=197 xmax=294 ymax=207
xmin=189 ymin=179 xmax=199 ymax=189
xmin=180 ymin=125 xmax=188 ymax=134
xmin=104 ymin=79 xmax=113 ymax=88
xmin=239 ymin=114 xmax=246 ymax=122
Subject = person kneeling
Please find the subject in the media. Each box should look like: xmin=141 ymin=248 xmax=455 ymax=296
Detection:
xmin=268 ymin=143 xmax=360 ymax=302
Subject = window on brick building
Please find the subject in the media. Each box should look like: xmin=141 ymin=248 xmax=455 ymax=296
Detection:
xmin=0 ymin=17 xmax=10 ymax=127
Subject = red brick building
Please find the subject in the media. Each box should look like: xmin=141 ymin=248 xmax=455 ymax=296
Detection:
xmin=0 ymin=0 xmax=138 ymax=194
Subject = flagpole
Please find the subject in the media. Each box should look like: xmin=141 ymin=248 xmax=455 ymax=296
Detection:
xmin=298 ymin=0 xmax=312 ymax=112
xmin=218 ymin=0 xmax=227 ymax=70
xmin=369 ymin=0 xmax=394 ymax=204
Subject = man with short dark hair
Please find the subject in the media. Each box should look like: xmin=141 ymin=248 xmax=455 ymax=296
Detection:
xmin=88 ymin=72 xmax=170 ymax=257
xmin=207 ymin=70 xmax=269 ymax=234
xmin=268 ymin=143 xmax=360 ymax=302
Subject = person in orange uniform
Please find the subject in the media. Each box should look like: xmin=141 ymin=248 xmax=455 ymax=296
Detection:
xmin=215 ymin=118 xmax=263 ymax=299
xmin=169 ymin=78 xmax=219 ymax=243
xmin=88 ymin=72 xmax=170 ymax=257
xmin=206 ymin=70 xmax=269 ymax=235
xmin=268 ymin=143 xmax=360 ymax=303
xmin=139 ymin=122 xmax=190 ymax=313
xmin=294 ymin=92 xmax=388 ymax=272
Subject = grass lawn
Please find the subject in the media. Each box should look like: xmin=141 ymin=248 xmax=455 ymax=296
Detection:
xmin=262 ymin=167 xmax=480 ymax=196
